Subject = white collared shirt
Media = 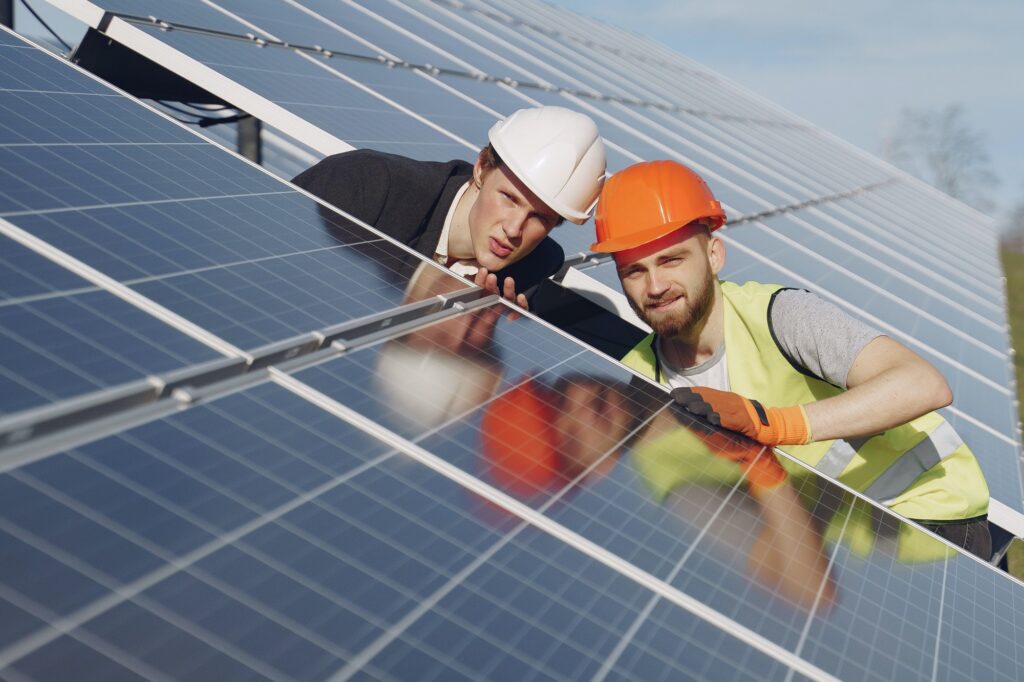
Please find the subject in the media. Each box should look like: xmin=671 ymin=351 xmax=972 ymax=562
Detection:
xmin=433 ymin=181 xmax=481 ymax=278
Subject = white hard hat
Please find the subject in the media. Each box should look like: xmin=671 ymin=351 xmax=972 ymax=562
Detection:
xmin=487 ymin=106 xmax=606 ymax=225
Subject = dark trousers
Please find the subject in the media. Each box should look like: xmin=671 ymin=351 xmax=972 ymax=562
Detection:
xmin=919 ymin=517 xmax=992 ymax=561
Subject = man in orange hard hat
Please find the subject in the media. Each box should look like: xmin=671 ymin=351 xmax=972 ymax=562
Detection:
xmin=593 ymin=160 xmax=991 ymax=559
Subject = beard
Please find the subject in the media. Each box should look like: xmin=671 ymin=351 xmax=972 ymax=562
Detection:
xmin=629 ymin=266 xmax=716 ymax=339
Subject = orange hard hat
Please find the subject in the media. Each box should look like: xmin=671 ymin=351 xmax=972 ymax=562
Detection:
xmin=591 ymin=160 xmax=726 ymax=253
xmin=480 ymin=379 xmax=563 ymax=497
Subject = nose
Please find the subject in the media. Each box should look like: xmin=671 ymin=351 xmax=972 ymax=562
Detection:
xmin=503 ymin=208 xmax=530 ymax=242
xmin=645 ymin=270 xmax=670 ymax=298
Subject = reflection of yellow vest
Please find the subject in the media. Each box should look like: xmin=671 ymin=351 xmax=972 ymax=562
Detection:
xmin=623 ymin=280 xmax=989 ymax=522
xmin=631 ymin=434 xmax=957 ymax=563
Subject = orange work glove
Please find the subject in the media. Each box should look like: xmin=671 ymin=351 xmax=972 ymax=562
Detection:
xmin=672 ymin=386 xmax=811 ymax=447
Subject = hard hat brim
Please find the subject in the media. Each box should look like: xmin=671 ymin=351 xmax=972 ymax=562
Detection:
xmin=490 ymin=134 xmax=592 ymax=225
xmin=590 ymin=216 xmax=725 ymax=253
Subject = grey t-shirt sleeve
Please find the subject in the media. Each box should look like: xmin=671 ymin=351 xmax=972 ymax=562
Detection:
xmin=769 ymin=289 xmax=883 ymax=389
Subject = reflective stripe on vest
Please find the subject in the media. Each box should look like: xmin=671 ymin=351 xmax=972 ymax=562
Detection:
xmin=815 ymin=437 xmax=865 ymax=478
xmin=864 ymin=421 xmax=964 ymax=504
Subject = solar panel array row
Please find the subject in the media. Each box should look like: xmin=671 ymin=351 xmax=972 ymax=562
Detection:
xmin=2 ymin=9 xmax=1023 ymax=682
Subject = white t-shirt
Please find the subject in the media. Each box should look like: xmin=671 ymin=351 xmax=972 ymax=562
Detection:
xmin=658 ymin=337 xmax=730 ymax=391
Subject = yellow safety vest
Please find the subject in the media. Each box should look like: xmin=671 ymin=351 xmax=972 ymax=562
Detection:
xmin=622 ymin=280 xmax=989 ymax=523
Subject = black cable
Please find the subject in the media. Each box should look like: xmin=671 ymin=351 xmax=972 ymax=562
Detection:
xmin=152 ymin=100 xmax=249 ymax=127
xmin=162 ymin=112 xmax=204 ymax=125
xmin=156 ymin=100 xmax=231 ymax=114
xmin=155 ymin=100 xmax=219 ymax=117
xmin=18 ymin=0 xmax=72 ymax=52
xmin=198 ymin=112 xmax=250 ymax=128
xmin=151 ymin=100 xmax=251 ymax=128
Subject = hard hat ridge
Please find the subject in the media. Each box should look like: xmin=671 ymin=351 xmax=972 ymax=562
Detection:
xmin=488 ymin=106 xmax=607 ymax=225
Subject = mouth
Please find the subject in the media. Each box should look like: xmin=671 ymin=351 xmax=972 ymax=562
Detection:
xmin=489 ymin=237 xmax=513 ymax=259
xmin=646 ymin=295 xmax=682 ymax=312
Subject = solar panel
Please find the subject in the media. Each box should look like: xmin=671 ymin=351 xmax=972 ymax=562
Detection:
xmin=3 ymin=10 xmax=1024 ymax=682
xmin=1 ymin=26 xmax=477 ymax=357
xmin=0 ymin=236 xmax=221 ymax=415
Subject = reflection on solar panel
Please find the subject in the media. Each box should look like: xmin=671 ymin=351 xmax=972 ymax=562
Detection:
xmin=3 ymin=8 xmax=1024 ymax=682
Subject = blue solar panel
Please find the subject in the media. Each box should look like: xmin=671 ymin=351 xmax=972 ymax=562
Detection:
xmin=0 ymin=379 xmax=785 ymax=681
xmin=4 ymin=292 xmax=1022 ymax=680
xmin=3 ymin=12 xmax=1024 ymax=682
xmin=9 ymin=194 xmax=456 ymax=349
xmin=0 ymin=236 xmax=220 ymax=415
xmin=282 ymin=303 xmax=1024 ymax=679
xmin=90 ymin=0 xmax=478 ymax=162
xmin=0 ymin=31 xmax=473 ymax=354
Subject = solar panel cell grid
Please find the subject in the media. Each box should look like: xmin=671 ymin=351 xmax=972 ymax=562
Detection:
xmin=734 ymin=216 xmax=1009 ymax=381
xmin=0 ymin=38 xmax=104 ymax=92
xmin=0 ymin=236 xmax=221 ymax=415
xmin=275 ymin=302 xmax=1019 ymax=679
xmin=207 ymin=0 xmax=526 ymax=131
xmin=0 ymin=376 xmax=803 ymax=681
xmin=1 ymin=45 xmax=475 ymax=353
xmin=114 ymin=10 xmax=477 ymax=161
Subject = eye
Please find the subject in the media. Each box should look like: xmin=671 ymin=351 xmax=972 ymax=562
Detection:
xmin=531 ymin=213 xmax=557 ymax=229
xmin=620 ymin=268 xmax=643 ymax=280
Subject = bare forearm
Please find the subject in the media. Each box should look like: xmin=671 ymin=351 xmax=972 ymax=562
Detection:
xmin=803 ymin=352 xmax=952 ymax=442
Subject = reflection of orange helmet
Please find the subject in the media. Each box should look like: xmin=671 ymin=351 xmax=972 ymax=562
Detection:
xmin=591 ymin=160 xmax=726 ymax=253
xmin=480 ymin=380 xmax=562 ymax=496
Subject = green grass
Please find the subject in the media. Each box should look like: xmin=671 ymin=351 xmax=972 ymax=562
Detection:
xmin=1001 ymin=248 xmax=1024 ymax=433
xmin=1008 ymin=537 xmax=1024 ymax=581
xmin=997 ymin=248 xmax=1024 ymax=579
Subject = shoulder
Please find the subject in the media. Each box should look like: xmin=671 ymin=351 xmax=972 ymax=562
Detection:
xmin=621 ymin=333 xmax=658 ymax=377
xmin=721 ymin=280 xmax=785 ymax=305
xmin=768 ymin=288 xmax=882 ymax=388
xmin=291 ymin=149 xmax=402 ymax=187
xmin=293 ymin=149 xmax=472 ymax=186
xmin=770 ymin=288 xmax=847 ymax=324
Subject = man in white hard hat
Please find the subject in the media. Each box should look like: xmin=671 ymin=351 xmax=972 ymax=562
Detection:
xmin=293 ymin=106 xmax=606 ymax=308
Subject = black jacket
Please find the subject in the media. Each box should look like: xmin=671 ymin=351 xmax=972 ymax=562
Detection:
xmin=292 ymin=149 xmax=564 ymax=293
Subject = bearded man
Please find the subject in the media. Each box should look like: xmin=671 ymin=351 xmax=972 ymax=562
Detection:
xmin=593 ymin=160 xmax=991 ymax=559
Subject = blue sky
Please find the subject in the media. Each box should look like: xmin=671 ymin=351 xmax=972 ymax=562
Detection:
xmin=551 ymin=0 xmax=1024 ymax=226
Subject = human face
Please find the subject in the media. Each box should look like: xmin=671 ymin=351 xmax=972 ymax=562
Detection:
xmin=614 ymin=225 xmax=722 ymax=339
xmin=468 ymin=161 xmax=561 ymax=272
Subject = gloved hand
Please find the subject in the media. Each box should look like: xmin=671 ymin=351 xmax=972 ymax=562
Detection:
xmin=672 ymin=386 xmax=811 ymax=446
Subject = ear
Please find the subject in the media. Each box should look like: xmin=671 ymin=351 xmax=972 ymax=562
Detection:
xmin=472 ymin=151 xmax=488 ymax=188
xmin=707 ymin=235 xmax=726 ymax=275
